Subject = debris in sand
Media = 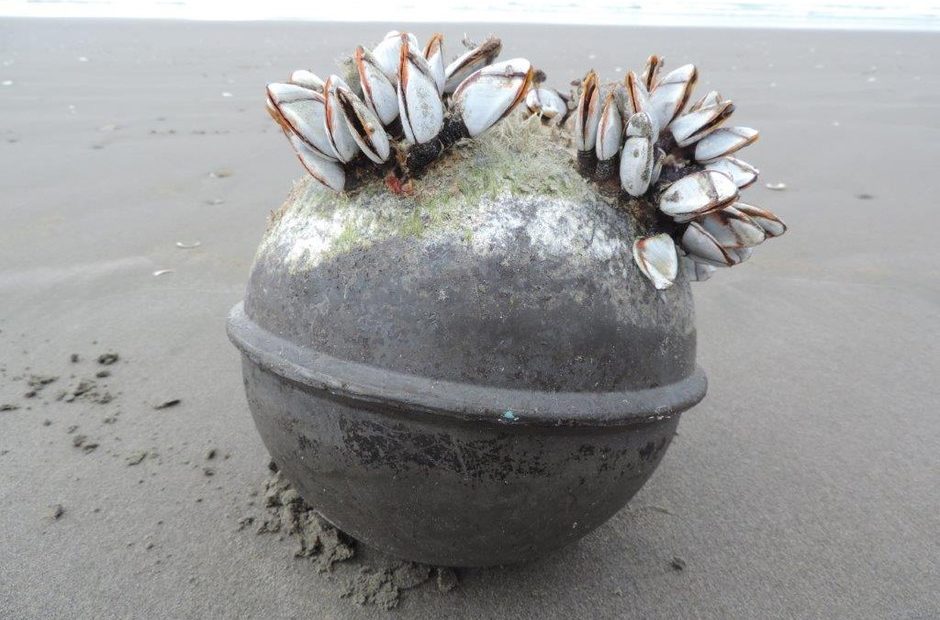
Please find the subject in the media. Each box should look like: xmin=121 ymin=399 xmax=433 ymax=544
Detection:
xmin=210 ymin=168 xmax=233 ymax=178
xmin=70 ymin=353 xmax=80 ymax=363
xmin=343 ymin=568 xmax=400 ymax=609
xmin=97 ymin=353 xmax=119 ymax=365
xmin=634 ymin=504 xmax=675 ymax=516
xmin=95 ymin=370 xmax=110 ymax=378
xmin=50 ymin=504 xmax=65 ymax=520
xmin=855 ymin=193 xmax=874 ymax=200
xmin=62 ymin=380 xmax=91 ymax=400
xmin=1 ymin=403 xmax=19 ymax=412
xmin=25 ymin=374 xmax=58 ymax=398
xmin=202 ymin=467 xmax=215 ymax=477
xmin=237 ymin=516 xmax=255 ymax=531
xmin=765 ymin=182 xmax=787 ymax=191
xmin=59 ymin=377 xmax=113 ymax=404
xmin=343 ymin=563 xmax=434 ymax=610
xmin=72 ymin=434 xmax=99 ymax=452
xmin=205 ymin=448 xmax=217 ymax=460
xmin=152 ymin=269 xmax=174 ymax=277
xmin=256 ymin=471 xmax=356 ymax=572
xmin=127 ymin=450 xmax=150 ymax=466
xmin=436 ymin=567 xmax=458 ymax=593
xmin=175 ymin=241 xmax=201 ymax=249
xmin=671 ymin=556 xmax=687 ymax=571
xmin=153 ymin=399 xmax=180 ymax=410
xmin=244 ymin=469 xmax=458 ymax=609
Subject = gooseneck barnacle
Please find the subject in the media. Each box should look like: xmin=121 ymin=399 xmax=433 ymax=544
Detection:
xmin=265 ymin=32 xmax=786 ymax=289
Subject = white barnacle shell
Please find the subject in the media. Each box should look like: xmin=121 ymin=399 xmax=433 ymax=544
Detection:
xmin=659 ymin=170 xmax=739 ymax=222
xmin=619 ymin=111 xmax=656 ymax=197
xmin=704 ymin=156 xmax=759 ymax=189
xmin=288 ymin=70 xmax=325 ymax=92
xmin=323 ymin=75 xmax=361 ymax=163
xmin=287 ymin=133 xmax=345 ymax=192
xmin=694 ymin=126 xmax=759 ymax=163
xmin=697 ymin=205 xmax=766 ymax=248
xmin=679 ymin=255 xmax=716 ymax=282
xmin=689 ymin=90 xmax=723 ymax=112
xmin=525 ymin=87 xmax=567 ymax=121
xmin=423 ymin=33 xmax=446 ymax=94
xmin=648 ymin=63 xmax=697 ymax=131
xmin=444 ymin=35 xmax=502 ymax=94
xmin=371 ymin=30 xmax=419 ymax=82
xmin=625 ymin=71 xmax=651 ymax=116
xmin=397 ymin=37 xmax=444 ymax=144
xmin=670 ymin=99 xmax=735 ymax=147
xmin=452 ymin=58 xmax=533 ymax=138
xmin=595 ymin=91 xmax=623 ymax=162
xmin=729 ymin=247 xmax=753 ymax=264
xmin=732 ymin=202 xmax=788 ymax=237
xmin=354 ymin=46 xmax=399 ymax=126
xmin=266 ymin=83 xmax=336 ymax=161
xmin=573 ymin=70 xmax=600 ymax=152
xmin=641 ymin=54 xmax=664 ymax=91
xmin=633 ymin=233 xmax=679 ymax=290
xmin=680 ymin=221 xmax=739 ymax=267
xmin=335 ymin=86 xmax=390 ymax=164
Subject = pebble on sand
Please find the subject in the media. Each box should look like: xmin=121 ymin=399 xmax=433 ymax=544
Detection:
xmin=97 ymin=353 xmax=119 ymax=365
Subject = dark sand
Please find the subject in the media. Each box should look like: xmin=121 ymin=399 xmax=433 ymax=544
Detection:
xmin=1 ymin=18 xmax=938 ymax=618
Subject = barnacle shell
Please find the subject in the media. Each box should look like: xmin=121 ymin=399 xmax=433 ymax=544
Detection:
xmin=398 ymin=38 xmax=444 ymax=145
xmin=659 ymin=170 xmax=739 ymax=222
xmin=694 ymin=126 xmax=759 ymax=163
xmin=633 ymin=234 xmax=679 ymax=290
xmin=354 ymin=47 xmax=399 ymax=126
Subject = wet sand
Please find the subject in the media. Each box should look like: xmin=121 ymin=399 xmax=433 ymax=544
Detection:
xmin=1 ymin=18 xmax=938 ymax=618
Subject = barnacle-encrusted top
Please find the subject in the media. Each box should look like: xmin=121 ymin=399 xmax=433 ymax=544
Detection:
xmin=264 ymin=31 xmax=786 ymax=289
xmin=266 ymin=31 xmax=532 ymax=195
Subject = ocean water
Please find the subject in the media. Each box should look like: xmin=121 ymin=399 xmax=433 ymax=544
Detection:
xmin=1 ymin=0 xmax=938 ymax=31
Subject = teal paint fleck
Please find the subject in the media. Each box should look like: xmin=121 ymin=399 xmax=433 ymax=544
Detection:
xmin=502 ymin=410 xmax=518 ymax=421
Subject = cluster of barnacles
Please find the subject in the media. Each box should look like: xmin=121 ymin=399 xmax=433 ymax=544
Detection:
xmin=265 ymin=31 xmax=531 ymax=195
xmin=266 ymin=31 xmax=786 ymax=289
xmin=527 ymin=57 xmax=787 ymax=288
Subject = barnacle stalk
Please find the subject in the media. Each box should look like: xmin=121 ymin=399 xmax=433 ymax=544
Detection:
xmin=264 ymin=33 xmax=785 ymax=289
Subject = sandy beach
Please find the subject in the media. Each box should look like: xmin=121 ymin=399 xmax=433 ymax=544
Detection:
xmin=1 ymin=17 xmax=938 ymax=618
